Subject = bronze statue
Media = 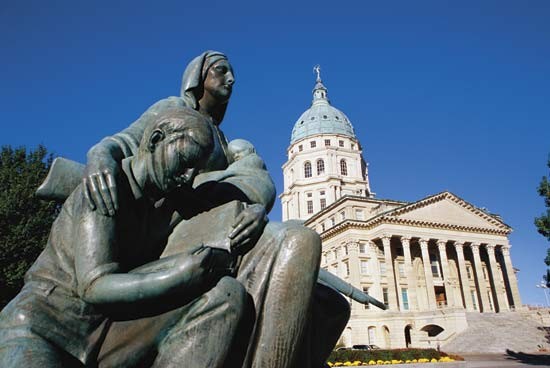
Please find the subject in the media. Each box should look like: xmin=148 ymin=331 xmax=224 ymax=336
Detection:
xmin=2 ymin=51 xmax=384 ymax=367
xmin=0 ymin=107 xmax=252 ymax=367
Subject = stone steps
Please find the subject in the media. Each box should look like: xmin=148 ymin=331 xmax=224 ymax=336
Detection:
xmin=442 ymin=312 xmax=550 ymax=354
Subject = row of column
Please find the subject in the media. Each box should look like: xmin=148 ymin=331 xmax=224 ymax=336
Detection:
xmin=349 ymin=236 xmax=521 ymax=313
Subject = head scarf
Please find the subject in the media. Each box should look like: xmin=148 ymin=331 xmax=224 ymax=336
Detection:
xmin=180 ymin=51 xmax=229 ymax=124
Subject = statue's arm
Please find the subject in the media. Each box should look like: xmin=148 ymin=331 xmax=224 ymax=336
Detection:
xmin=83 ymin=97 xmax=185 ymax=216
xmin=194 ymin=153 xmax=276 ymax=212
xmin=74 ymin=200 xmax=212 ymax=306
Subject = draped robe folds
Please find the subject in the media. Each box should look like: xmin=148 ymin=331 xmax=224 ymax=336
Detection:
xmin=91 ymin=95 xmax=349 ymax=368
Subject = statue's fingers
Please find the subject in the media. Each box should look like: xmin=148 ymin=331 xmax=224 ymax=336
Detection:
xmin=231 ymin=211 xmax=246 ymax=229
xmin=82 ymin=178 xmax=96 ymax=210
xmin=230 ymin=227 xmax=252 ymax=248
xmin=98 ymin=174 xmax=115 ymax=216
xmin=90 ymin=175 xmax=109 ymax=216
xmin=106 ymin=173 xmax=119 ymax=212
xmin=229 ymin=215 xmax=254 ymax=239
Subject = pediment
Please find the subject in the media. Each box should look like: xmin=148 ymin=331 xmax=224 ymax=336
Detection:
xmin=383 ymin=192 xmax=509 ymax=232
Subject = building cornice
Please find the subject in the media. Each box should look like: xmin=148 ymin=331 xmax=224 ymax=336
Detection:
xmin=319 ymin=217 xmax=511 ymax=241
xmin=311 ymin=191 xmax=512 ymax=241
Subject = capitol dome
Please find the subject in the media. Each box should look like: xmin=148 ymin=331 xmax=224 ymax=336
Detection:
xmin=290 ymin=73 xmax=356 ymax=144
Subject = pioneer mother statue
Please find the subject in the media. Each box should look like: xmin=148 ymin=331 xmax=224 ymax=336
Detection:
xmin=0 ymin=51 xmax=352 ymax=368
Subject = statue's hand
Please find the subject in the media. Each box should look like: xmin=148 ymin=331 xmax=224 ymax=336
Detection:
xmin=172 ymin=246 xmax=214 ymax=288
xmin=83 ymin=156 xmax=120 ymax=216
xmin=229 ymin=204 xmax=267 ymax=255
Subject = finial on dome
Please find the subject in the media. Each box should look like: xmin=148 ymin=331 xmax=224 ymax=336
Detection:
xmin=313 ymin=64 xmax=321 ymax=82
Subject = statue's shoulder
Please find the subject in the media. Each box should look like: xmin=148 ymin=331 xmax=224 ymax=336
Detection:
xmin=147 ymin=96 xmax=187 ymax=113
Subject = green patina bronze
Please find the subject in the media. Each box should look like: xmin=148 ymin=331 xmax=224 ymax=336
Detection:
xmin=0 ymin=51 xmax=383 ymax=368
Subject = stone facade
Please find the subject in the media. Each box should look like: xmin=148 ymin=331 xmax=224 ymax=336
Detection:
xmin=279 ymin=72 xmax=523 ymax=349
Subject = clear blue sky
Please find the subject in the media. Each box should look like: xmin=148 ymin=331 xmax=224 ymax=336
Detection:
xmin=2 ymin=1 xmax=549 ymax=306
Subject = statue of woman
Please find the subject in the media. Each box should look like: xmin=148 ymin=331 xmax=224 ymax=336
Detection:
xmin=81 ymin=51 xmax=350 ymax=368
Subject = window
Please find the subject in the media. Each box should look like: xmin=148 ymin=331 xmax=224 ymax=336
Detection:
xmin=316 ymin=159 xmax=325 ymax=175
xmin=359 ymin=243 xmax=367 ymax=254
xmin=340 ymin=159 xmax=348 ymax=175
xmin=430 ymin=253 xmax=440 ymax=277
xmin=298 ymin=145 xmax=303 ymax=152
xmin=466 ymin=265 xmax=472 ymax=279
xmin=331 ymin=217 xmax=336 ymax=226
xmin=471 ymin=290 xmax=478 ymax=310
xmin=343 ymin=245 xmax=348 ymax=255
xmin=320 ymin=190 xmax=325 ymax=196
xmin=398 ymin=263 xmax=405 ymax=277
xmin=324 ymin=139 xmax=331 ymax=146
xmin=401 ymin=288 xmax=409 ymax=310
xmin=368 ymin=326 xmax=376 ymax=343
xmin=307 ymin=200 xmax=313 ymax=214
xmin=341 ymin=211 xmax=346 ymax=220
xmin=343 ymin=262 xmax=350 ymax=277
xmin=487 ymin=291 xmax=494 ymax=311
xmin=339 ymin=140 xmax=344 ymax=147
xmin=304 ymin=161 xmax=312 ymax=178
xmin=307 ymin=192 xmax=312 ymax=198
xmin=383 ymin=288 xmax=389 ymax=307
xmin=380 ymin=261 xmax=387 ymax=275
xmin=351 ymin=144 xmax=355 ymax=150
xmin=321 ymin=223 xmax=326 ymax=232
xmin=310 ymin=141 xmax=316 ymax=148
xmin=363 ymin=287 xmax=370 ymax=309
xmin=320 ymin=198 xmax=326 ymax=210
xmin=355 ymin=209 xmax=364 ymax=220
xmin=361 ymin=260 xmax=369 ymax=275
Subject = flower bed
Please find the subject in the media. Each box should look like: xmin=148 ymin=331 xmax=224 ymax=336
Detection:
xmin=327 ymin=348 xmax=463 ymax=366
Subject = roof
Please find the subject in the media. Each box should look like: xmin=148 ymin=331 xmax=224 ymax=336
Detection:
xmin=290 ymin=75 xmax=356 ymax=144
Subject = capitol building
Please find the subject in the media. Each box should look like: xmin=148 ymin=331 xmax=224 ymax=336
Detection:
xmin=279 ymin=71 xmax=523 ymax=349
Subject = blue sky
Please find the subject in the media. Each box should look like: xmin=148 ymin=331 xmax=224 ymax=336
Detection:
xmin=1 ymin=1 xmax=550 ymax=306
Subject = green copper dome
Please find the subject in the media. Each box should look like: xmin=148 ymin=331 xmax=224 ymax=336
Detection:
xmin=290 ymin=71 xmax=356 ymax=144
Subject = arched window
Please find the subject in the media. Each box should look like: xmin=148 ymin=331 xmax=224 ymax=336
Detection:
xmin=304 ymin=161 xmax=312 ymax=178
xmin=340 ymin=159 xmax=348 ymax=176
xmin=316 ymin=159 xmax=325 ymax=175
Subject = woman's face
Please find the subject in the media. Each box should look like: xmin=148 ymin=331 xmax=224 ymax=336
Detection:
xmin=203 ymin=59 xmax=235 ymax=104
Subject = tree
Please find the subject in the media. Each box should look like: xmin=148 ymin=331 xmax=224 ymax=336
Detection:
xmin=535 ymin=156 xmax=550 ymax=286
xmin=0 ymin=145 xmax=59 ymax=308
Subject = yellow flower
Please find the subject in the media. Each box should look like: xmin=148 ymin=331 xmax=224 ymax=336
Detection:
xmin=431 ymin=358 xmax=438 ymax=363
xmin=368 ymin=360 xmax=376 ymax=365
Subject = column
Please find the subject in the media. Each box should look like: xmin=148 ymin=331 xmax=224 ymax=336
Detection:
xmin=437 ymin=240 xmax=455 ymax=308
xmin=500 ymin=245 xmax=522 ymax=309
xmin=346 ymin=240 xmax=361 ymax=287
xmin=381 ymin=235 xmax=399 ymax=310
xmin=401 ymin=236 xmax=418 ymax=310
xmin=419 ymin=239 xmax=437 ymax=310
xmin=485 ymin=244 xmax=509 ymax=312
xmin=368 ymin=240 xmax=382 ymax=302
xmin=470 ymin=243 xmax=491 ymax=312
xmin=454 ymin=242 xmax=474 ymax=310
